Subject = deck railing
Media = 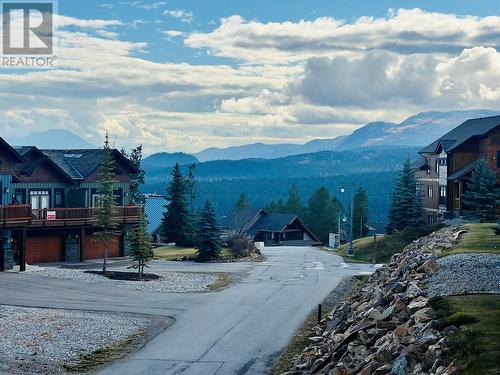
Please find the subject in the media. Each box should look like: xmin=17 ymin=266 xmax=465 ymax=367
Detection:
xmin=0 ymin=205 xmax=141 ymax=227
xmin=0 ymin=205 xmax=31 ymax=226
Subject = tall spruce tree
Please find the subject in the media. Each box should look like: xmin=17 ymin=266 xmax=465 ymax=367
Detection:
xmin=352 ymin=188 xmax=369 ymax=239
xmin=307 ymin=186 xmax=340 ymax=243
xmin=129 ymin=145 xmax=146 ymax=205
xmin=196 ymin=200 xmax=222 ymax=260
xmin=462 ymin=159 xmax=500 ymax=222
xmin=234 ymin=192 xmax=249 ymax=211
xmin=285 ymin=183 xmax=305 ymax=217
xmin=387 ymin=158 xmax=423 ymax=233
xmin=128 ymin=211 xmax=154 ymax=280
xmin=95 ymin=134 xmax=118 ymax=273
xmin=161 ymin=163 xmax=194 ymax=246
xmin=186 ymin=163 xmax=197 ymax=212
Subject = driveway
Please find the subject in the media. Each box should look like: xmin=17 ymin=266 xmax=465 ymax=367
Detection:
xmin=0 ymin=246 xmax=374 ymax=375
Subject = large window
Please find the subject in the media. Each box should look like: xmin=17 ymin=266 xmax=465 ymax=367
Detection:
xmin=428 ymin=185 xmax=433 ymax=198
xmin=439 ymin=186 xmax=446 ymax=205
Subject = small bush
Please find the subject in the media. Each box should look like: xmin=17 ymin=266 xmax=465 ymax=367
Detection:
xmin=228 ymin=234 xmax=258 ymax=258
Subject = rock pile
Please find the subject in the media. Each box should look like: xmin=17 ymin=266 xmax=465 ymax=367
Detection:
xmin=286 ymin=227 xmax=460 ymax=375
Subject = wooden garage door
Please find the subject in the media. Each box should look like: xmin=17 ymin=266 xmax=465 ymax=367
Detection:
xmin=27 ymin=236 xmax=63 ymax=264
xmin=84 ymin=234 xmax=121 ymax=259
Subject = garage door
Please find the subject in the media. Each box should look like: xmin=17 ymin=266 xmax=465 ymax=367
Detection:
xmin=84 ymin=234 xmax=121 ymax=259
xmin=27 ymin=236 xmax=63 ymax=264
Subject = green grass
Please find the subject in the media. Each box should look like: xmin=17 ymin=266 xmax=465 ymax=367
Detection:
xmin=430 ymin=295 xmax=500 ymax=375
xmin=337 ymin=223 xmax=445 ymax=263
xmin=441 ymin=223 xmax=500 ymax=256
xmin=154 ymin=246 xmax=232 ymax=261
xmin=62 ymin=331 xmax=145 ymax=373
xmin=207 ymin=273 xmax=233 ymax=291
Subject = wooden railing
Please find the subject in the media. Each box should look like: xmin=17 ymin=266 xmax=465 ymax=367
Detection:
xmin=0 ymin=205 xmax=31 ymax=226
xmin=0 ymin=205 xmax=141 ymax=227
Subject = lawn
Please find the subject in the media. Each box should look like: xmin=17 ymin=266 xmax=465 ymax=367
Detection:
xmin=336 ymin=223 xmax=445 ymax=263
xmin=154 ymin=246 xmax=232 ymax=261
xmin=441 ymin=223 xmax=500 ymax=256
xmin=430 ymin=294 xmax=500 ymax=375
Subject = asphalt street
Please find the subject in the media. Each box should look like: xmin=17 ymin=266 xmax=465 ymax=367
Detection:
xmin=0 ymin=246 xmax=375 ymax=375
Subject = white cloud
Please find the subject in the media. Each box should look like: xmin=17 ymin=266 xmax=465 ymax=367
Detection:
xmin=164 ymin=9 xmax=194 ymax=24
xmin=185 ymin=9 xmax=500 ymax=63
xmin=122 ymin=1 xmax=167 ymax=10
xmin=163 ymin=30 xmax=185 ymax=38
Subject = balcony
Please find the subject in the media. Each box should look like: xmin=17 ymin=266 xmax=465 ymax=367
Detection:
xmin=0 ymin=205 xmax=31 ymax=228
xmin=0 ymin=205 xmax=141 ymax=228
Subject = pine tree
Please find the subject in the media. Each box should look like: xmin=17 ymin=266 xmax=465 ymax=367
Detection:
xmin=128 ymin=211 xmax=154 ymax=280
xmin=307 ymin=186 xmax=340 ymax=243
xmin=186 ymin=163 xmax=197 ymax=212
xmin=95 ymin=134 xmax=118 ymax=273
xmin=129 ymin=145 xmax=146 ymax=205
xmin=161 ymin=163 xmax=194 ymax=246
xmin=462 ymin=159 xmax=500 ymax=222
xmin=352 ymin=188 xmax=369 ymax=239
xmin=387 ymin=158 xmax=423 ymax=233
xmin=234 ymin=192 xmax=249 ymax=211
xmin=196 ymin=200 xmax=222 ymax=260
xmin=285 ymin=183 xmax=305 ymax=217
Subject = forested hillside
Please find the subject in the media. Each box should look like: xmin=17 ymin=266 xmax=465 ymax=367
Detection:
xmin=142 ymin=147 xmax=417 ymax=229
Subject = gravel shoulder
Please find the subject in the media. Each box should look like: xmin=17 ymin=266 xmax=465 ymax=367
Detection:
xmin=26 ymin=266 xmax=218 ymax=293
xmin=428 ymin=253 xmax=500 ymax=297
xmin=0 ymin=305 xmax=167 ymax=375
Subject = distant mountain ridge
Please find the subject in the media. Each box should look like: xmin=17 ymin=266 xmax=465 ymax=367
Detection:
xmin=7 ymin=129 xmax=95 ymax=149
xmin=193 ymin=109 xmax=500 ymax=161
xmin=142 ymin=152 xmax=199 ymax=169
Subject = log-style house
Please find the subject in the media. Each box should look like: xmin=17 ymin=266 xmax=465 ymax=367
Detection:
xmin=0 ymin=138 xmax=141 ymax=271
xmin=415 ymin=115 xmax=500 ymax=223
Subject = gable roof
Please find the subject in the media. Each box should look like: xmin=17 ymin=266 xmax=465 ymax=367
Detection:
xmin=246 ymin=213 xmax=298 ymax=235
xmin=0 ymin=137 xmax=24 ymax=162
xmin=220 ymin=207 xmax=264 ymax=231
xmin=420 ymin=115 xmax=500 ymax=154
xmin=13 ymin=146 xmax=74 ymax=182
xmin=40 ymin=149 xmax=139 ymax=181
xmin=448 ymin=159 xmax=483 ymax=181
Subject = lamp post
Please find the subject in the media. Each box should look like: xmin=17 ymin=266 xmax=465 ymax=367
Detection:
xmin=340 ymin=184 xmax=354 ymax=257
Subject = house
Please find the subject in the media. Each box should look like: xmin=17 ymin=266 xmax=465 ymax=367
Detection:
xmin=220 ymin=208 xmax=320 ymax=246
xmin=0 ymin=138 xmax=141 ymax=271
xmin=415 ymin=115 xmax=500 ymax=223
xmin=144 ymin=193 xmax=167 ymax=242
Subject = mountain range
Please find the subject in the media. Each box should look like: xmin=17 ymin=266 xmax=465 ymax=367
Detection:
xmin=6 ymin=129 xmax=95 ymax=149
xmin=192 ymin=109 xmax=499 ymax=161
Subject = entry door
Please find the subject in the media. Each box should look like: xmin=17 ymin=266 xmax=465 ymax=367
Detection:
xmin=30 ymin=190 xmax=50 ymax=219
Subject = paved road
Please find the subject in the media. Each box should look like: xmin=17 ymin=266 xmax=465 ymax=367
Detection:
xmin=0 ymin=246 xmax=374 ymax=375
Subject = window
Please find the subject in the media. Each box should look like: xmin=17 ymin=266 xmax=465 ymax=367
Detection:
xmin=14 ymin=189 xmax=26 ymax=204
xmin=428 ymin=185 xmax=433 ymax=198
xmin=497 ymin=150 xmax=500 ymax=168
xmin=54 ymin=189 xmax=65 ymax=207
xmin=427 ymin=214 xmax=435 ymax=224
xmin=440 ymin=186 xmax=446 ymax=205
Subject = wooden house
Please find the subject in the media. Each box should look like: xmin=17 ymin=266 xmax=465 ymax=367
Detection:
xmin=220 ymin=208 xmax=320 ymax=246
xmin=415 ymin=115 xmax=500 ymax=223
xmin=0 ymin=139 xmax=141 ymax=271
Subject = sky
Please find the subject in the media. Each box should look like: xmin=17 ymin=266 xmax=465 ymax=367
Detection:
xmin=0 ymin=0 xmax=499 ymax=154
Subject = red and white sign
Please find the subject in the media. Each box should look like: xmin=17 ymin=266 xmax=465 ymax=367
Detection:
xmin=47 ymin=211 xmax=57 ymax=220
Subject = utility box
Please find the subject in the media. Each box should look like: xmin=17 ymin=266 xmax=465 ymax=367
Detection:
xmin=328 ymin=233 xmax=338 ymax=248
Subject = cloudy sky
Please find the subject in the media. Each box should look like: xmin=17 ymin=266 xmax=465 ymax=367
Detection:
xmin=1 ymin=0 xmax=499 ymax=153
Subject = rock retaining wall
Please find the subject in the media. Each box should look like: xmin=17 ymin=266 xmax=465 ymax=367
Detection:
xmin=285 ymin=227 xmax=462 ymax=375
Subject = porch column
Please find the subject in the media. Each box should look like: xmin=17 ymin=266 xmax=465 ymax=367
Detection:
xmin=1 ymin=230 xmax=14 ymax=271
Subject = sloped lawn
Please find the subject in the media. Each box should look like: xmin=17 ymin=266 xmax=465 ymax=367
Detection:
xmin=431 ymin=294 xmax=500 ymax=375
xmin=441 ymin=223 xmax=500 ymax=256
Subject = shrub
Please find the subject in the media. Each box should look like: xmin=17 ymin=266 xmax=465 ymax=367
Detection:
xmin=228 ymin=234 xmax=258 ymax=258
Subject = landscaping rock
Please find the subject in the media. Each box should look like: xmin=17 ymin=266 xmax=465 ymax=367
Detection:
xmin=284 ymin=226 xmax=461 ymax=375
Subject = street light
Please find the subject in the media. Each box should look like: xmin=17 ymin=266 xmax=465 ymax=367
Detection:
xmin=340 ymin=184 xmax=354 ymax=257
